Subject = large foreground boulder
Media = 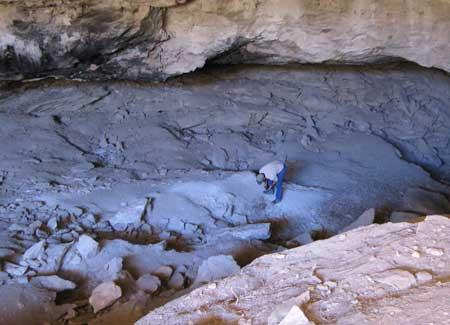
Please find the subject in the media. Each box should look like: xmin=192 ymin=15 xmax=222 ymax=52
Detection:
xmin=137 ymin=215 xmax=450 ymax=324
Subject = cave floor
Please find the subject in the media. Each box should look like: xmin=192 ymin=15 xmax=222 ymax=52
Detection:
xmin=0 ymin=64 xmax=449 ymax=324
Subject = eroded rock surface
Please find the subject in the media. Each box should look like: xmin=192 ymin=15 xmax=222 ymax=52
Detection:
xmin=1 ymin=0 xmax=450 ymax=80
xmin=137 ymin=215 xmax=450 ymax=324
xmin=0 ymin=64 xmax=449 ymax=323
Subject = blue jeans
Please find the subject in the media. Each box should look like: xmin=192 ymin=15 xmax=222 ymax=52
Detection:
xmin=267 ymin=164 xmax=287 ymax=202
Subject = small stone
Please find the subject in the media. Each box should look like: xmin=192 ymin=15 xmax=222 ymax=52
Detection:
xmin=47 ymin=217 xmax=58 ymax=230
xmin=168 ymin=272 xmax=185 ymax=290
xmin=424 ymin=247 xmax=444 ymax=256
xmin=61 ymin=233 xmax=74 ymax=242
xmin=415 ymin=271 xmax=433 ymax=284
xmin=153 ymin=265 xmax=173 ymax=280
xmin=31 ymin=275 xmax=76 ymax=292
xmin=136 ymin=274 xmax=161 ymax=293
xmin=195 ymin=255 xmax=240 ymax=284
xmin=412 ymin=251 xmax=421 ymax=258
xmin=75 ymin=234 xmax=99 ymax=259
xmin=89 ymin=281 xmax=122 ymax=313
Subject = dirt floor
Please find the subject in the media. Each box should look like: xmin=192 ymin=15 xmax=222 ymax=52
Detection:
xmin=0 ymin=63 xmax=449 ymax=324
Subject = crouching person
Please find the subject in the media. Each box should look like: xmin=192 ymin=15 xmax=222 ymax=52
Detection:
xmin=256 ymin=160 xmax=287 ymax=203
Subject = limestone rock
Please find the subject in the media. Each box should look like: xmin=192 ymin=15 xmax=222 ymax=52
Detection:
xmin=212 ymin=223 xmax=271 ymax=241
xmin=89 ymin=281 xmax=122 ymax=313
xmin=4 ymin=262 xmax=27 ymax=277
xmin=415 ymin=271 xmax=433 ymax=284
xmin=137 ymin=215 xmax=450 ymax=325
xmin=1 ymin=1 xmax=450 ymax=81
xmin=108 ymin=199 xmax=148 ymax=231
xmin=279 ymin=306 xmax=313 ymax=325
xmin=22 ymin=240 xmax=46 ymax=261
xmin=30 ymin=275 xmax=76 ymax=292
xmin=136 ymin=274 xmax=161 ymax=293
xmin=75 ymin=234 xmax=99 ymax=259
xmin=341 ymin=208 xmax=375 ymax=233
xmin=153 ymin=265 xmax=173 ymax=281
xmin=167 ymin=272 xmax=185 ymax=290
xmin=373 ymin=269 xmax=417 ymax=291
xmin=390 ymin=211 xmax=422 ymax=223
xmin=195 ymin=255 xmax=240 ymax=284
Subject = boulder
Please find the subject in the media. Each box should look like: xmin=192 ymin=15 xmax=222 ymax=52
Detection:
xmin=75 ymin=235 xmax=99 ymax=259
xmin=167 ymin=272 xmax=185 ymax=290
xmin=341 ymin=208 xmax=375 ymax=233
xmin=89 ymin=281 xmax=122 ymax=313
xmin=195 ymin=255 xmax=240 ymax=284
xmin=136 ymin=274 xmax=161 ymax=293
xmin=136 ymin=215 xmax=450 ymax=325
xmin=153 ymin=265 xmax=173 ymax=281
xmin=108 ymin=199 xmax=148 ymax=231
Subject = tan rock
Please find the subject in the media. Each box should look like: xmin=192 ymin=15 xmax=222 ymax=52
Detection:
xmin=136 ymin=215 xmax=450 ymax=325
xmin=1 ymin=0 xmax=450 ymax=80
xmin=89 ymin=281 xmax=122 ymax=313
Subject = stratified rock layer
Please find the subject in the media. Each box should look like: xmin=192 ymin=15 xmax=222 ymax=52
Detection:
xmin=137 ymin=215 xmax=450 ymax=324
xmin=1 ymin=0 xmax=450 ymax=80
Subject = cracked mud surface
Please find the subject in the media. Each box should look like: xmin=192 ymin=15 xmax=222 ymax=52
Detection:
xmin=0 ymin=64 xmax=449 ymax=324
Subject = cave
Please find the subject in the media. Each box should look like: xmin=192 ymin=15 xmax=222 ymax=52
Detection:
xmin=0 ymin=1 xmax=449 ymax=324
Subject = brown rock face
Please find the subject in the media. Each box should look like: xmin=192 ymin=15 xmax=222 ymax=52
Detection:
xmin=137 ymin=215 xmax=450 ymax=324
xmin=1 ymin=0 xmax=449 ymax=80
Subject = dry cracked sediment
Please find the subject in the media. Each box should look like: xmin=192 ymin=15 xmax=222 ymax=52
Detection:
xmin=0 ymin=64 xmax=449 ymax=324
